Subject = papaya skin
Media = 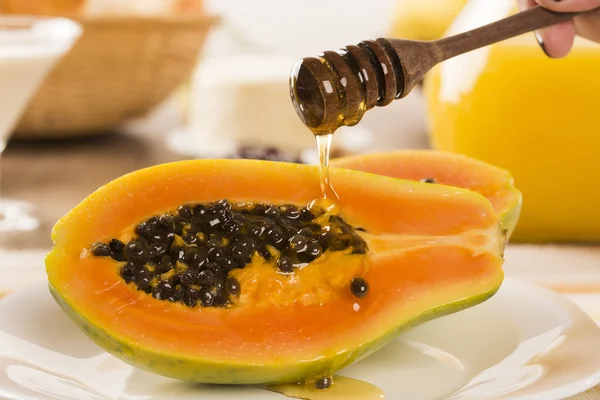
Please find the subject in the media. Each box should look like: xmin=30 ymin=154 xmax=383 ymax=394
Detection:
xmin=46 ymin=159 xmax=505 ymax=385
xmin=332 ymin=150 xmax=522 ymax=238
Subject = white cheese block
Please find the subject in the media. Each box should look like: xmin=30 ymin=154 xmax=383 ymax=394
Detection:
xmin=188 ymin=54 xmax=317 ymax=157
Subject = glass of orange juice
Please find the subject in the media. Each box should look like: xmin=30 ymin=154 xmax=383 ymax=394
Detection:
xmin=389 ymin=0 xmax=468 ymax=41
xmin=423 ymin=0 xmax=600 ymax=242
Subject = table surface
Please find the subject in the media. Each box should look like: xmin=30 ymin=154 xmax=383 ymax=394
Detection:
xmin=2 ymin=127 xmax=600 ymax=400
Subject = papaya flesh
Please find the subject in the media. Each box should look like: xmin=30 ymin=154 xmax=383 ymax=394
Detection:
xmin=46 ymin=159 xmax=505 ymax=385
xmin=332 ymin=150 xmax=522 ymax=238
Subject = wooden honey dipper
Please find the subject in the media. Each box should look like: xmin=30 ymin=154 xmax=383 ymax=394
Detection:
xmin=290 ymin=5 xmax=598 ymax=135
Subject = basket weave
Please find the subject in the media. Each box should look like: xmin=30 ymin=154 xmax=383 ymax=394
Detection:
xmin=13 ymin=15 xmax=216 ymax=138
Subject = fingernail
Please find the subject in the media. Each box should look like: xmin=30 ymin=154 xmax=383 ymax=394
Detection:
xmin=534 ymin=31 xmax=552 ymax=57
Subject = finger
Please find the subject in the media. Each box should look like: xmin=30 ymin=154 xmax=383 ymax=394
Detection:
xmin=536 ymin=19 xmax=577 ymax=57
xmin=517 ymin=0 xmax=537 ymax=10
xmin=574 ymin=6 xmax=600 ymax=42
xmin=519 ymin=0 xmax=577 ymax=57
xmin=535 ymin=0 xmax=600 ymax=12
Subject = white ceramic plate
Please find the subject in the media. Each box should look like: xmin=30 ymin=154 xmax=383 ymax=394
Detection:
xmin=1 ymin=279 xmax=600 ymax=400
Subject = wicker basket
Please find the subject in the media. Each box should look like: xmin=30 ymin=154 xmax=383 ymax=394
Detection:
xmin=13 ymin=15 xmax=216 ymax=138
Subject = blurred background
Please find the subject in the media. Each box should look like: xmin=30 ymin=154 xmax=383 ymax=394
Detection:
xmin=1 ymin=0 xmax=599 ymax=296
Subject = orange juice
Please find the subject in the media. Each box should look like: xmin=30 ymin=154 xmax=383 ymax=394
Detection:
xmin=389 ymin=0 xmax=468 ymax=40
xmin=424 ymin=0 xmax=600 ymax=242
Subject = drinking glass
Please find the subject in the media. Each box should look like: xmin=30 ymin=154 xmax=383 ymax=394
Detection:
xmin=0 ymin=16 xmax=81 ymax=233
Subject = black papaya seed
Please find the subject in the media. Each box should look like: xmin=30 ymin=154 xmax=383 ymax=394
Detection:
xmin=151 ymin=288 xmax=163 ymax=300
xmin=158 ymin=214 xmax=174 ymax=229
xmin=193 ymin=204 xmax=208 ymax=217
xmin=306 ymin=242 xmax=322 ymax=257
xmin=231 ymin=243 xmax=252 ymax=262
xmin=350 ymin=236 xmax=368 ymax=254
xmin=219 ymin=209 xmax=235 ymax=222
xmin=135 ymin=273 xmax=152 ymax=293
xmin=331 ymin=235 xmax=351 ymax=251
xmin=186 ymin=222 xmax=202 ymax=235
xmin=145 ymin=216 xmax=160 ymax=228
xmin=183 ymin=233 xmax=200 ymax=246
xmin=206 ymin=239 xmax=221 ymax=251
xmin=214 ymin=280 xmax=225 ymax=294
xmin=184 ymin=289 xmax=198 ymax=307
xmin=314 ymin=377 xmax=333 ymax=390
xmin=164 ymin=233 xmax=175 ymax=247
xmin=148 ymin=242 xmax=168 ymax=261
xmin=170 ymin=246 xmax=186 ymax=263
xmin=204 ymin=215 xmax=222 ymax=231
xmin=200 ymin=289 xmax=214 ymax=307
xmin=252 ymin=204 xmax=267 ymax=216
xmin=267 ymin=228 xmax=284 ymax=245
xmin=206 ymin=262 xmax=221 ymax=273
xmin=218 ymin=257 xmax=236 ymax=271
xmin=172 ymin=217 xmax=185 ymax=234
xmin=215 ymin=198 xmax=232 ymax=210
xmin=177 ymin=204 xmax=193 ymax=219
xmin=135 ymin=221 xmax=153 ymax=237
xmin=300 ymin=208 xmax=315 ymax=221
xmin=124 ymin=240 xmax=148 ymax=262
xmin=297 ymin=227 xmax=313 ymax=237
xmin=277 ymin=256 xmax=294 ymax=273
xmin=167 ymin=289 xmax=182 ymax=302
xmin=246 ymin=223 xmax=263 ymax=238
xmin=289 ymin=235 xmax=309 ymax=253
xmin=264 ymin=206 xmax=280 ymax=218
xmin=108 ymin=238 xmax=125 ymax=254
xmin=192 ymin=248 xmax=208 ymax=269
xmin=350 ymin=277 xmax=369 ymax=299
xmin=208 ymin=247 xmax=226 ymax=263
xmin=329 ymin=215 xmax=352 ymax=234
xmin=282 ymin=205 xmax=300 ymax=220
xmin=280 ymin=221 xmax=298 ymax=237
xmin=197 ymin=269 xmax=216 ymax=286
xmin=120 ymin=262 xmax=137 ymax=283
xmin=319 ymin=229 xmax=336 ymax=244
xmin=223 ymin=219 xmax=242 ymax=234
xmin=257 ymin=245 xmax=272 ymax=261
xmin=91 ymin=242 xmax=111 ymax=257
xmin=212 ymin=293 xmax=229 ymax=307
xmin=180 ymin=271 xmax=195 ymax=287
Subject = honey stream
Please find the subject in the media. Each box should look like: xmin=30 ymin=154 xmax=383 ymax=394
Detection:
xmin=315 ymin=133 xmax=339 ymax=201
xmin=305 ymin=133 xmax=340 ymax=215
xmin=276 ymin=61 xmax=385 ymax=400
xmin=261 ymin=131 xmax=385 ymax=399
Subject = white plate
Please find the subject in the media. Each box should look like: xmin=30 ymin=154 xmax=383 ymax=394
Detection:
xmin=1 ymin=279 xmax=600 ymax=400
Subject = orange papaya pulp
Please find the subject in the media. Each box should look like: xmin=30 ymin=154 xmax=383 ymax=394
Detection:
xmin=332 ymin=150 xmax=522 ymax=238
xmin=46 ymin=159 xmax=505 ymax=385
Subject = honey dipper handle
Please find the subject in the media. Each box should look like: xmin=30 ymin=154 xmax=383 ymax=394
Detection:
xmin=433 ymin=5 xmax=588 ymax=61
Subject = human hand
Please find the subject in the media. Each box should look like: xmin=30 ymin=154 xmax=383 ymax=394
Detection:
xmin=518 ymin=0 xmax=600 ymax=57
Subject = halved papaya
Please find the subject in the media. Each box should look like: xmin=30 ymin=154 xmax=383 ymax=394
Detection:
xmin=332 ymin=150 xmax=522 ymax=238
xmin=45 ymin=159 xmax=505 ymax=386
